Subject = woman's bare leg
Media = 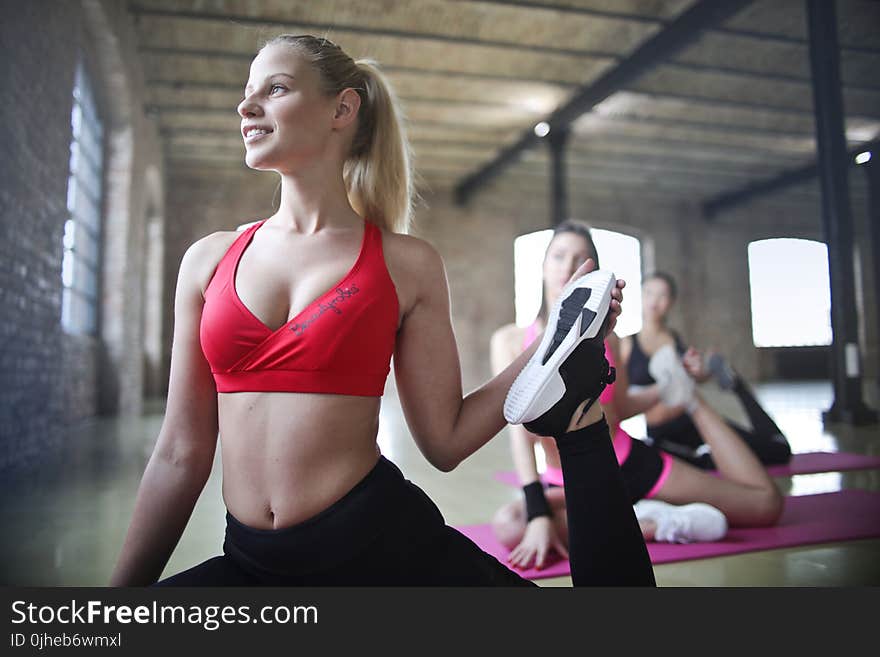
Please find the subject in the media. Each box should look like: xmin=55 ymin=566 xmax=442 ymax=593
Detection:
xmin=654 ymin=397 xmax=783 ymax=527
xmin=690 ymin=395 xmax=779 ymax=493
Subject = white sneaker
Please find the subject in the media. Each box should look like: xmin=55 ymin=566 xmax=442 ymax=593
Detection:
xmin=634 ymin=499 xmax=728 ymax=544
xmin=648 ymin=344 xmax=696 ymax=410
xmin=504 ymin=270 xmax=617 ymax=436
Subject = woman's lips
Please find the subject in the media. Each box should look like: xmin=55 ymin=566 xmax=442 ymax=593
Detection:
xmin=244 ymin=130 xmax=273 ymax=144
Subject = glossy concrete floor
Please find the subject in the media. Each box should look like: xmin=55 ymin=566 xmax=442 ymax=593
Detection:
xmin=1 ymin=378 xmax=878 ymax=587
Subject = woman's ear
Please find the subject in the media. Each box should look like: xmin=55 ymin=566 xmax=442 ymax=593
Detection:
xmin=332 ymin=88 xmax=361 ymax=130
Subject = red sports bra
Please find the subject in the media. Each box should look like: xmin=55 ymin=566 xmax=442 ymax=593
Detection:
xmin=199 ymin=219 xmax=399 ymax=395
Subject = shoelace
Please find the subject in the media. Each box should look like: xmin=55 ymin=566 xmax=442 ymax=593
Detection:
xmin=575 ymin=364 xmax=616 ymax=424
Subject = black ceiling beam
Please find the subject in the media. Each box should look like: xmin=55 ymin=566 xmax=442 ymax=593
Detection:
xmin=702 ymin=139 xmax=880 ymax=219
xmin=453 ymin=0 xmax=755 ymax=205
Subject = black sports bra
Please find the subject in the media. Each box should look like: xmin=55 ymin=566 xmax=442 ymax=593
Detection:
xmin=627 ymin=331 xmax=686 ymax=385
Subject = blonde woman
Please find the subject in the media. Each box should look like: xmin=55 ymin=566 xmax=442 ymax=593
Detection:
xmin=110 ymin=36 xmax=652 ymax=586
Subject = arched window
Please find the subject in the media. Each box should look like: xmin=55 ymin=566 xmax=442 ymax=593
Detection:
xmin=514 ymin=227 xmax=642 ymax=337
xmin=747 ymin=238 xmax=832 ymax=347
xmin=61 ymin=61 xmax=105 ymax=335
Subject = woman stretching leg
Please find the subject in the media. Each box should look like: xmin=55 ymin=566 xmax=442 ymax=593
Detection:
xmin=110 ymin=35 xmax=653 ymax=587
xmin=622 ymin=272 xmax=791 ymax=469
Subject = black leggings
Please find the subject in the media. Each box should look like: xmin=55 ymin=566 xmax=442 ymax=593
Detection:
xmin=647 ymin=378 xmax=791 ymax=469
xmin=156 ymin=419 xmax=655 ymax=587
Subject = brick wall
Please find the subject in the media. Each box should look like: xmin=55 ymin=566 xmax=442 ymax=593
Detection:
xmin=0 ymin=0 xmax=164 ymax=472
xmin=0 ymin=0 xmax=83 ymax=471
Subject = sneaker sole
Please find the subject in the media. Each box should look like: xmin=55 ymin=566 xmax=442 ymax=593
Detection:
xmin=504 ymin=270 xmax=615 ymax=425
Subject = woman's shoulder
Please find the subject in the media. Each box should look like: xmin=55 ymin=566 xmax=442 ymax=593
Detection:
xmin=185 ymin=229 xmax=241 ymax=264
xmin=379 ymin=230 xmax=446 ymax=290
xmin=380 ymin=230 xmax=441 ymax=265
xmin=179 ymin=228 xmax=243 ymax=295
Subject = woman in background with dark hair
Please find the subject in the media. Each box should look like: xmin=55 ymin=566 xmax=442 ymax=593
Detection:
xmin=491 ymin=221 xmax=783 ymax=572
xmin=621 ymin=273 xmax=792 ymax=470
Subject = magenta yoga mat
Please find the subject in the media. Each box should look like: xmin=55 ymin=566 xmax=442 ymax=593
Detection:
xmin=455 ymin=489 xmax=880 ymax=581
xmin=492 ymin=451 xmax=880 ymax=488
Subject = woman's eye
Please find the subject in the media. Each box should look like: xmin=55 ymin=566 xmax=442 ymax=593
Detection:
xmin=270 ymin=84 xmax=285 ymax=94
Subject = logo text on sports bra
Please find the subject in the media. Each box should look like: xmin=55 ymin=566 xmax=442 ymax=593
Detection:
xmin=289 ymin=285 xmax=360 ymax=336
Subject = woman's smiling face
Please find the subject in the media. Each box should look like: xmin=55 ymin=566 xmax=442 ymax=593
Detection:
xmin=642 ymin=276 xmax=674 ymax=321
xmin=237 ymin=44 xmax=337 ymax=172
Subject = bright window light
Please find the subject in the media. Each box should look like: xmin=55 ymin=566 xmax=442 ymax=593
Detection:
xmin=514 ymin=228 xmax=642 ymax=337
xmin=747 ymin=239 xmax=832 ymax=347
xmin=855 ymin=151 xmax=872 ymax=165
xmin=591 ymin=229 xmax=642 ymax=338
xmin=514 ymin=230 xmax=552 ymax=327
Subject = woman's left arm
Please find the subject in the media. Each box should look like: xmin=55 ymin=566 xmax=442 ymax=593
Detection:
xmin=392 ymin=240 xmax=619 ymax=471
xmin=606 ymin=333 xmax=662 ymax=421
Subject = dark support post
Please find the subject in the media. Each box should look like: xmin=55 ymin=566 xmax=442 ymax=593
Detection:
xmin=865 ymin=158 xmax=880 ymax=390
xmin=806 ymin=0 xmax=877 ymax=425
xmin=548 ymin=127 xmax=570 ymax=226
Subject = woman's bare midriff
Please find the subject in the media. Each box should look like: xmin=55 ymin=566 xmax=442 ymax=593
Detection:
xmin=217 ymin=391 xmax=383 ymax=530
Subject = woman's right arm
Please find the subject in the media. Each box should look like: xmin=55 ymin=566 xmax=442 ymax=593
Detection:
xmin=109 ymin=237 xmax=222 ymax=586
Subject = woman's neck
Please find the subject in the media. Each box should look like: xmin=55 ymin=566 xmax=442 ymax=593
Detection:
xmin=274 ymin=161 xmax=360 ymax=233
xmin=641 ymin=316 xmax=667 ymax=335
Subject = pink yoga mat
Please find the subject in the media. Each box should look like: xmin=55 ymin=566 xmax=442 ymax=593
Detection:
xmin=456 ymin=489 xmax=880 ymax=581
xmin=493 ymin=451 xmax=880 ymax=488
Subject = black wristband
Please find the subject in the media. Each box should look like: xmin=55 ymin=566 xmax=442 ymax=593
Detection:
xmin=522 ymin=481 xmax=551 ymax=521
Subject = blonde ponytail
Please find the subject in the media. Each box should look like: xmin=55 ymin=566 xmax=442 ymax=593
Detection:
xmin=263 ymin=35 xmax=414 ymax=234
xmin=345 ymin=60 xmax=413 ymax=234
